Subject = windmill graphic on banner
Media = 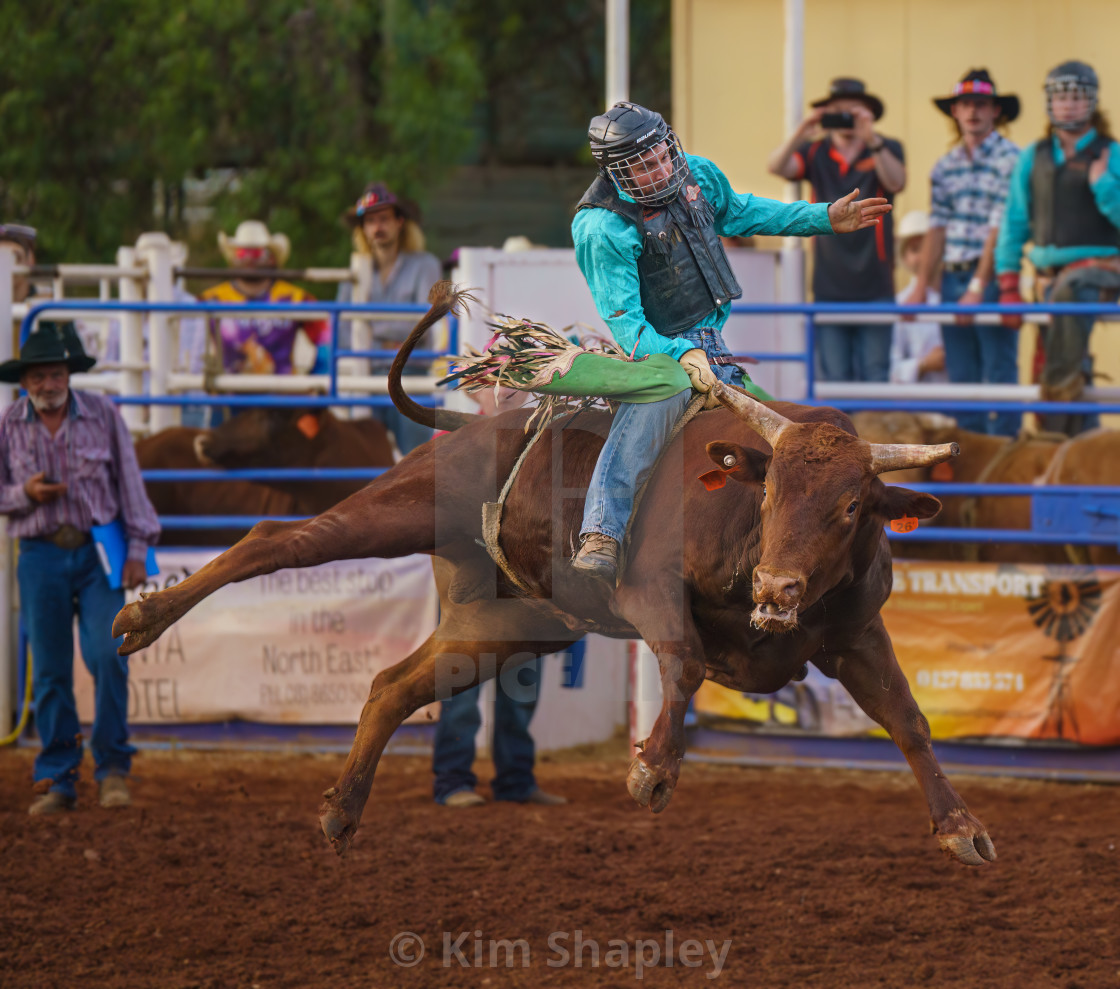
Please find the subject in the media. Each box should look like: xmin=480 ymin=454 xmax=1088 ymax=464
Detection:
xmin=1025 ymin=566 xmax=1102 ymax=741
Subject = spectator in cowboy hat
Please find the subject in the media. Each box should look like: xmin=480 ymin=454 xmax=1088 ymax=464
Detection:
xmin=903 ymin=68 xmax=1021 ymax=436
xmin=768 ymin=77 xmax=906 ymax=382
xmin=0 ymin=223 xmax=40 ymax=305
xmin=0 ymin=323 xmax=160 ymax=815
xmin=336 ymin=182 xmax=441 ymax=454
xmin=201 ymin=219 xmax=329 ymax=376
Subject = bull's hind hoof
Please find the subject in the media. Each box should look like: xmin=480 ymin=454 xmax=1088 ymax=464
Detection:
xmin=933 ymin=807 xmax=998 ymax=867
xmin=319 ymin=800 xmax=357 ymax=857
xmin=626 ymin=757 xmax=676 ymax=814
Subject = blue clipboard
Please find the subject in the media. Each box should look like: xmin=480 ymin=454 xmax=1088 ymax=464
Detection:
xmin=91 ymin=519 xmax=158 ymax=589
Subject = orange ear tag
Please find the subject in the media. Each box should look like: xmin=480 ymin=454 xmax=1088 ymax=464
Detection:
xmin=698 ymin=465 xmax=740 ymax=491
xmin=890 ymin=516 xmax=919 ymax=533
xmin=296 ymin=413 xmax=321 ymax=439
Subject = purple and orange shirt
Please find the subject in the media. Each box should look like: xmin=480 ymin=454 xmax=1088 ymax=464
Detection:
xmin=201 ymin=280 xmax=330 ymax=375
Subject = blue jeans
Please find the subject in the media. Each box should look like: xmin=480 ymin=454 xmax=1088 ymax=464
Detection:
xmin=372 ymin=365 xmax=434 ymax=455
xmin=940 ymin=267 xmax=1020 ymax=436
xmin=18 ymin=540 xmax=134 ymax=799
xmin=581 ymin=327 xmax=744 ymax=544
xmin=815 ymin=304 xmax=893 ymax=382
xmin=1038 ymin=268 xmax=1120 ymax=434
xmin=432 ymin=656 xmax=542 ymax=803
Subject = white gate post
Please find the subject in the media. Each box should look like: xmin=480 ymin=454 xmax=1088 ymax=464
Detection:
xmin=137 ymin=233 xmax=178 ymax=431
xmin=115 ymin=246 xmax=146 ymax=434
xmin=0 ymin=245 xmax=16 ymax=736
xmin=345 ymin=251 xmax=373 ymax=418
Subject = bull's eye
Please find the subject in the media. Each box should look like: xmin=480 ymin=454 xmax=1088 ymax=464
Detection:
xmin=722 ymin=454 xmax=736 ymax=468
xmin=846 ymin=500 xmax=859 ymax=516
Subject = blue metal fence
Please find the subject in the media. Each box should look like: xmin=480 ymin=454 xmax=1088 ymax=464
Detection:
xmin=18 ymin=297 xmax=1120 ymax=547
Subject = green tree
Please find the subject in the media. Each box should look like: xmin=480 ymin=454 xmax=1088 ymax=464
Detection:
xmin=0 ymin=0 xmax=483 ymax=265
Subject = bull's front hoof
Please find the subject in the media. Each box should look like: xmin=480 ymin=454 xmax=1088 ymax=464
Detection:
xmin=319 ymin=794 xmax=358 ymax=857
xmin=933 ymin=808 xmax=997 ymax=867
xmin=112 ymin=595 xmax=172 ymax=656
xmin=626 ymin=757 xmax=676 ymax=814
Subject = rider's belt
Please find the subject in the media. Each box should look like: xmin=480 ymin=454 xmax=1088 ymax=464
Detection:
xmin=943 ymin=259 xmax=980 ymax=273
xmin=27 ymin=525 xmax=90 ymax=550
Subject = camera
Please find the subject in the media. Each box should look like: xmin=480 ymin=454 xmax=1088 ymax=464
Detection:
xmin=820 ymin=111 xmax=855 ymax=130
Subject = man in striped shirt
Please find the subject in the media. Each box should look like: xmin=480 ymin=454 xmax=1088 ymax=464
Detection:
xmin=0 ymin=323 xmax=160 ymax=815
xmin=904 ymin=69 xmax=1022 ymax=435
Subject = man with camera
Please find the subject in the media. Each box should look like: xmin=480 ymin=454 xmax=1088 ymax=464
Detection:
xmin=768 ymin=77 xmax=906 ymax=382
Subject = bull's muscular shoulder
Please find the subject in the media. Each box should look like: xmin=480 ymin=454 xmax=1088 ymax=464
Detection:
xmin=770 ymin=402 xmax=855 ymax=435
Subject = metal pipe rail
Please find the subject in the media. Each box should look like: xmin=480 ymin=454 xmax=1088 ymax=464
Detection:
xmin=20 ymin=299 xmax=459 ymax=412
xmin=728 ymin=299 xmax=1120 ymax=414
xmin=142 ymin=468 xmax=387 ymax=481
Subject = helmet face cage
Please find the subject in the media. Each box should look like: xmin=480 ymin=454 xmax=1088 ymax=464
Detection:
xmin=603 ymin=132 xmax=688 ymax=206
xmin=1045 ymin=72 xmax=1098 ymax=131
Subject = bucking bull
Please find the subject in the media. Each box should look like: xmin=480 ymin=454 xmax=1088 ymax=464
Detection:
xmin=113 ymin=283 xmax=996 ymax=867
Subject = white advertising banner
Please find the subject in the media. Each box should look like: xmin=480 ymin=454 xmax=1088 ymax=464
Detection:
xmin=75 ymin=550 xmax=439 ymax=725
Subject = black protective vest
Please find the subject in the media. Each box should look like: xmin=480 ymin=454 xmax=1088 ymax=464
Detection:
xmin=576 ymin=164 xmax=742 ymax=335
xmin=1030 ymin=135 xmax=1120 ymax=249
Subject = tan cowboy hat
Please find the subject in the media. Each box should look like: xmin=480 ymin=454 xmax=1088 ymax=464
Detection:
xmin=217 ymin=220 xmax=291 ymax=267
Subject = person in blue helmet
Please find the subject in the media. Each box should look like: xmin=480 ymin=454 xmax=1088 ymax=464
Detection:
xmin=570 ymin=101 xmax=891 ymax=581
xmin=996 ymin=60 xmax=1120 ymax=436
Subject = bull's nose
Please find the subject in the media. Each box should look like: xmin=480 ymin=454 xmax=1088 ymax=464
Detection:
xmin=752 ymin=568 xmax=806 ymax=608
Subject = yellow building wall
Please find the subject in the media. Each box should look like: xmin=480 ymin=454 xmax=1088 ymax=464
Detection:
xmin=672 ymin=0 xmax=1120 ymax=398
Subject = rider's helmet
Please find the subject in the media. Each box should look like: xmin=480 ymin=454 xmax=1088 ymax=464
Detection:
xmin=1045 ymin=61 xmax=1099 ymax=131
xmin=588 ymin=102 xmax=687 ymax=206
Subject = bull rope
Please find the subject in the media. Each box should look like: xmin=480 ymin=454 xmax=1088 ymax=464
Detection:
xmin=480 ymin=393 xmax=707 ymax=593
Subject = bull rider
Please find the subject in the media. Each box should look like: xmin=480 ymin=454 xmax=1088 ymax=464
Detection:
xmin=570 ymin=101 xmax=890 ymax=581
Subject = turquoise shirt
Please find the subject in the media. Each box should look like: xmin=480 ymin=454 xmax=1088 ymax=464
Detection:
xmin=995 ymin=128 xmax=1120 ymax=273
xmin=572 ymin=154 xmax=834 ymax=360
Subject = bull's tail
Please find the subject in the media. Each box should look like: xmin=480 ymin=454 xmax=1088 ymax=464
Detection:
xmin=389 ymin=281 xmax=482 ymax=432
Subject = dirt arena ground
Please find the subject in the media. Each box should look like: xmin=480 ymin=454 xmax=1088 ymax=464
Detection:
xmin=1 ymin=745 xmax=1117 ymax=989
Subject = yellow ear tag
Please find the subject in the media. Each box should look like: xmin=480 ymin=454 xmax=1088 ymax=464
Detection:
xmin=890 ymin=516 xmax=918 ymax=533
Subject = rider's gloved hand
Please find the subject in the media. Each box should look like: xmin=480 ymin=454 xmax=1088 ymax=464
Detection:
xmin=679 ymin=349 xmax=718 ymax=393
xmin=997 ymin=272 xmax=1024 ymax=330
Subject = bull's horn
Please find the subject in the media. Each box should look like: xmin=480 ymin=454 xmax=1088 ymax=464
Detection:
xmin=712 ymin=381 xmax=793 ymax=447
xmin=869 ymin=441 xmax=960 ymax=475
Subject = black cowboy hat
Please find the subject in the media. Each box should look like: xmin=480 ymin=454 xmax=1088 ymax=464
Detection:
xmin=810 ymin=77 xmax=884 ymax=120
xmin=0 ymin=322 xmax=96 ymax=383
xmin=934 ymin=69 xmax=1020 ymax=122
xmin=343 ymin=182 xmax=420 ymax=226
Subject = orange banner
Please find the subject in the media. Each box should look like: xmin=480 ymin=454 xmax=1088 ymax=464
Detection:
xmin=695 ymin=562 xmax=1120 ymax=746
